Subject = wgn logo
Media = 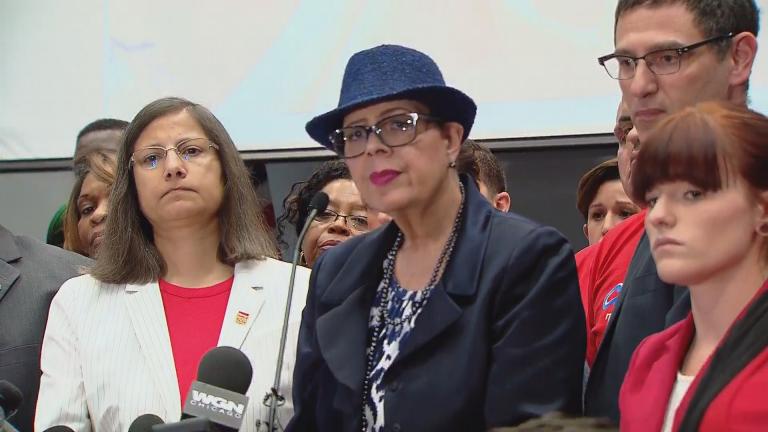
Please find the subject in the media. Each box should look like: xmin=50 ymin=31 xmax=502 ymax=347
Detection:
xmin=190 ymin=390 xmax=246 ymax=418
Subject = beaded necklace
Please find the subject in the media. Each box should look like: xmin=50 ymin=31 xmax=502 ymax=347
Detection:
xmin=359 ymin=182 xmax=465 ymax=431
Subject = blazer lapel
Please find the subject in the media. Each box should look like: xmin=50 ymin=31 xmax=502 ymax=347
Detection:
xmin=218 ymin=262 xmax=265 ymax=349
xmin=317 ymin=280 xmax=375 ymax=414
xmin=396 ymin=283 xmax=462 ymax=362
xmin=641 ymin=316 xmax=695 ymax=431
xmin=396 ymin=175 xmax=490 ymax=363
xmin=125 ymin=282 xmax=180 ymax=417
xmin=0 ymin=227 xmax=21 ymax=303
xmin=316 ymin=223 xmax=396 ymax=414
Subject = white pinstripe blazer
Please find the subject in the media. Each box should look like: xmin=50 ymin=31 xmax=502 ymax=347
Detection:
xmin=35 ymin=258 xmax=310 ymax=432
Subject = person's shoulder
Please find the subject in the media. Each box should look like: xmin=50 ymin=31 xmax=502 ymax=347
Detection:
xmin=489 ymin=210 xmax=570 ymax=250
xmin=241 ymin=257 xmax=312 ymax=279
xmin=598 ymin=210 xmax=647 ymax=251
xmin=633 ymin=315 xmax=691 ymax=363
xmin=8 ymin=234 xmax=91 ymax=292
xmin=54 ymin=272 xmax=107 ymax=306
xmin=576 ymin=243 xmax=598 ymax=264
xmin=13 ymin=233 xmax=91 ymax=269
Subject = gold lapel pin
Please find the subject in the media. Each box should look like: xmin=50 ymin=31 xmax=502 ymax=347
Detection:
xmin=235 ymin=310 xmax=250 ymax=325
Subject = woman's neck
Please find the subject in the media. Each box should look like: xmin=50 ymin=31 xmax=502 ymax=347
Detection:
xmin=684 ymin=251 xmax=768 ymax=374
xmin=387 ymin=175 xmax=463 ymax=290
xmin=392 ymin=175 xmax=462 ymax=249
xmin=153 ymin=219 xmax=234 ymax=287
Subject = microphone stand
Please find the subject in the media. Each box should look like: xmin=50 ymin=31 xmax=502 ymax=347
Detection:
xmin=265 ymin=194 xmax=327 ymax=431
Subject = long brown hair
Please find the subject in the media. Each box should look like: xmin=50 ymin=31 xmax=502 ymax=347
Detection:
xmin=90 ymin=97 xmax=278 ymax=284
xmin=63 ymin=150 xmax=117 ymax=255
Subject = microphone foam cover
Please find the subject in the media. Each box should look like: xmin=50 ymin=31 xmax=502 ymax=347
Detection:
xmin=309 ymin=191 xmax=329 ymax=213
xmin=127 ymin=414 xmax=164 ymax=432
xmin=197 ymin=346 xmax=253 ymax=395
xmin=0 ymin=380 xmax=23 ymax=412
xmin=43 ymin=427 xmax=77 ymax=432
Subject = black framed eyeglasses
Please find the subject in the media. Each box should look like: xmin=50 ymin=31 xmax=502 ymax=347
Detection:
xmin=598 ymin=33 xmax=734 ymax=80
xmin=130 ymin=138 xmax=220 ymax=170
xmin=329 ymin=112 xmax=442 ymax=159
xmin=313 ymin=209 xmax=369 ymax=231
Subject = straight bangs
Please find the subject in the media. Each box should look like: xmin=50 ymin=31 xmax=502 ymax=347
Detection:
xmin=631 ymin=107 xmax=733 ymax=205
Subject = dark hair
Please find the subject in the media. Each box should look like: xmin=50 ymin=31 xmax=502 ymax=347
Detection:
xmin=456 ymin=139 xmax=507 ymax=196
xmin=576 ymin=158 xmax=622 ymax=221
xmin=276 ymin=159 xmax=351 ymax=247
xmin=631 ymin=101 xmax=768 ymax=205
xmin=74 ymin=118 xmax=129 ymax=169
xmin=91 ymin=97 xmax=278 ymax=284
xmin=615 ymin=0 xmax=760 ymax=57
xmin=76 ymin=118 xmax=130 ymax=142
xmin=63 ymin=151 xmax=117 ymax=256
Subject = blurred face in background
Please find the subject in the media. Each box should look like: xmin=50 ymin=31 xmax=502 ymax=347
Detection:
xmin=584 ymin=179 xmax=640 ymax=245
xmin=75 ymin=129 xmax=124 ymax=161
xmin=615 ymin=102 xmax=639 ymax=202
xmin=76 ymin=172 xmax=111 ymax=256
xmin=301 ymin=179 xmax=369 ymax=267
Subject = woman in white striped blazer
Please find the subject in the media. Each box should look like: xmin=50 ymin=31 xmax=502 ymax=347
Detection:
xmin=35 ymin=97 xmax=310 ymax=432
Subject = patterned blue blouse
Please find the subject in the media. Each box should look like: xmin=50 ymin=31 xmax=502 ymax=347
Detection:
xmin=362 ymin=275 xmax=429 ymax=431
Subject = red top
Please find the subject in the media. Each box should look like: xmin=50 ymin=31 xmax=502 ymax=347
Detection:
xmin=160 ymin=276 xmax=234 ymax=405
xmin=576 ymin=210 xmax=646 ymax=365
xmin=620 ymin=279 xmax=768 ymax=431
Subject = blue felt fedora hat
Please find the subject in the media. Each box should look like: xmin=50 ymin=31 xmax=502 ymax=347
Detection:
xmin=306 ymin=44 xmax=477 ymax=149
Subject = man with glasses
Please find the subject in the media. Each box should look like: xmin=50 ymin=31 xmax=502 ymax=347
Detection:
xmin=583 ymin=0 xmax=759 ymax=423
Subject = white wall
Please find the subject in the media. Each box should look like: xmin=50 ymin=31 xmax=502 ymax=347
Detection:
xmin=4 ymin=0 xmax=766 ymax=160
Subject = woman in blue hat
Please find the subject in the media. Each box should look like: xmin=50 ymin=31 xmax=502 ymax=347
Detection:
xmin=288 ymin=44 xmax=585 ymax=431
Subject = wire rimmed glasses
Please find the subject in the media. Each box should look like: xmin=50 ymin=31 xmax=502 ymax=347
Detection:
xmin=130 ymin=138 xmax=220 ymax=170
xmin=313 ymin=208 xmax=369 ymax=231
xmin=329 ymin=112 xmax=442 ymax=159
xmin=598 ymin=33 xmax=734 ymax=80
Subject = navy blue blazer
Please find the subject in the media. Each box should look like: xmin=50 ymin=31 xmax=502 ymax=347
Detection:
xmin=287 ymin=177 xmax=585 ymax=432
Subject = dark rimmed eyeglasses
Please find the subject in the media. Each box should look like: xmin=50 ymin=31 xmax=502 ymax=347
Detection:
xmin=329 ymin=112 xmax=442 ymax=159
xmin=598 ymin=33 xmax=734 ymax=80
xmin=130 ymin=138 xmax=220 ymax=170
xmin=313 ymin=209 xmax=369 ymax=231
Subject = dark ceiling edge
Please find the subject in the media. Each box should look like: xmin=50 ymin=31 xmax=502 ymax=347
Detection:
xmin=0 ymin=133 xmax=617 ymax=173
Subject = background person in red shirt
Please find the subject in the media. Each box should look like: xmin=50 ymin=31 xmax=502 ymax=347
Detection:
xmin=576 ymin=101 xmax=645 ymax=367
xmin=620 ymin=101 xmax=768 ymax=432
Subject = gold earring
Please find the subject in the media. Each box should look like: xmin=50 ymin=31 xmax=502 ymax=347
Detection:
xmin=448 ymin=160 xmax=456 ymax=168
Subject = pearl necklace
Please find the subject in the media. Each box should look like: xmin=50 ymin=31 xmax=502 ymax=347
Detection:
xmin=359 ymin=182 xmax=465 ymax=431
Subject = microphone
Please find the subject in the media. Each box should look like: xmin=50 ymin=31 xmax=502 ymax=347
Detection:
xmin=42 ymin=427 xmax=75 ymax=432
xmin=265 ymin=191 xmax=329 ymax=431
xmin=128 ymin=414 xmax=164 ymax=432
xmin=0 ymin=381 xmax=22 ymax=432
xmin=162 ymin=346 xmax=252 ymax=431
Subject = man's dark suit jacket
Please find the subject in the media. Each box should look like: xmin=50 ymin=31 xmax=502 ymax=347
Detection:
xmin=287 ymin=176 xmax=586 ymax=432
xmin=584 ymin=232 xmax=690 ymax=423
xmin=0 ymin=224 xmax=90 ymax=431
